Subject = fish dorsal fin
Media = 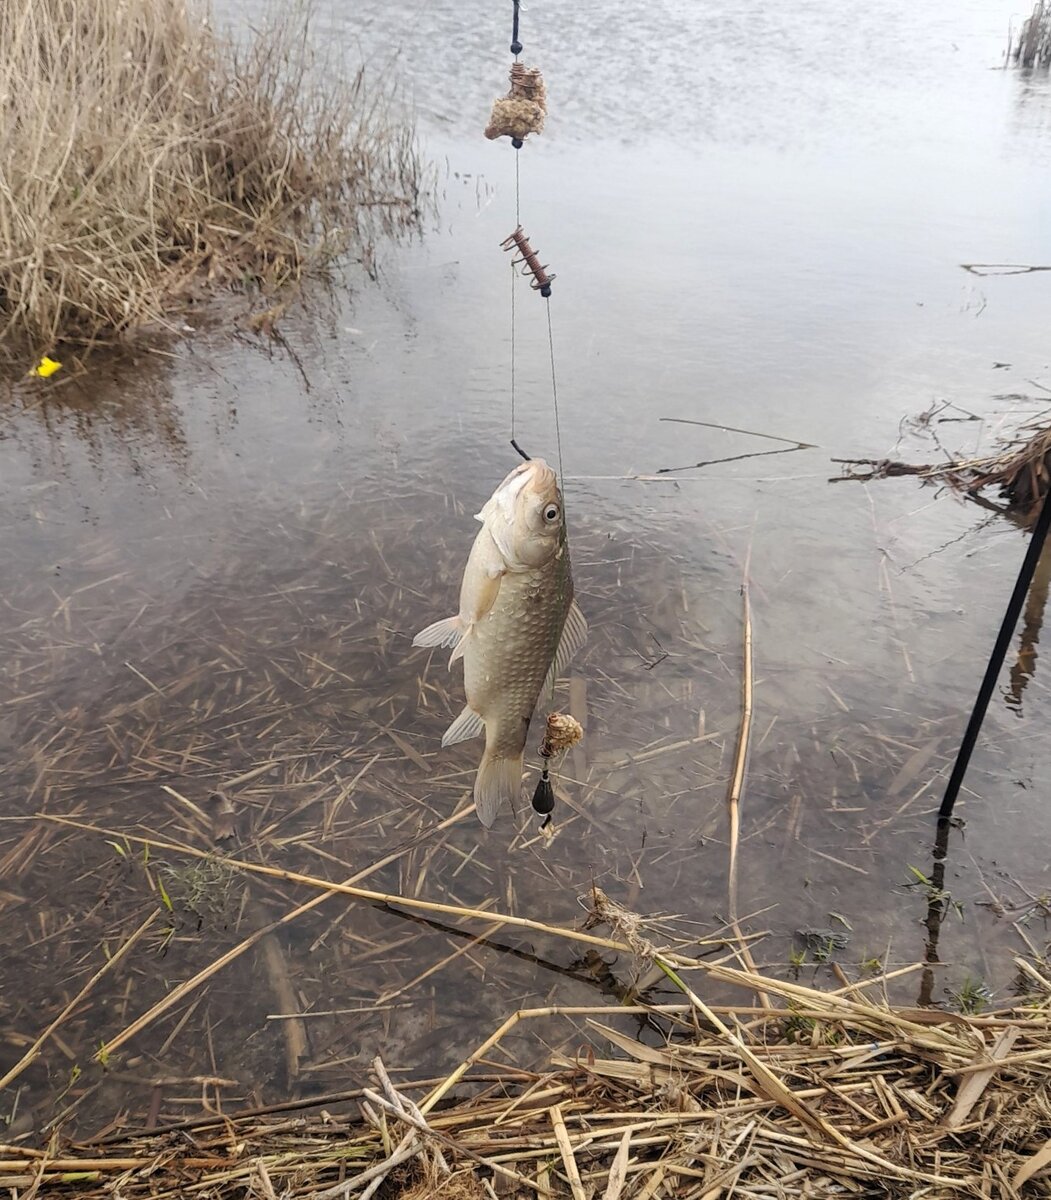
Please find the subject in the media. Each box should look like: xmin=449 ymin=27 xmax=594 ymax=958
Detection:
xmin=413 ymin=615 xmax=463 ymax=651
xmin=540 ymin=599 xmax=588 ymax=699
xmin=441 ymin=705 xmax=485 ymax=747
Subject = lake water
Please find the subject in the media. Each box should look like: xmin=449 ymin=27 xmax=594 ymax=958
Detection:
xmin=2 ymin=0 xmax=1051 ymax=1135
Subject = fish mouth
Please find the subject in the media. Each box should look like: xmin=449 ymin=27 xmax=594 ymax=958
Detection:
xmin=523 ymin=458 xmax=557 ymax=493
xmin=492 ymin=458 xmax=557 ymax=511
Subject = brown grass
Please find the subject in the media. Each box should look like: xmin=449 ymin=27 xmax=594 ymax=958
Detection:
xmin=0 ymin=0 xmax=426 ymax=362
xmin=833 ymin=409 xmax=1051 ymax=524
xmin=3 ymin=983 xmax=1050 ymax=1198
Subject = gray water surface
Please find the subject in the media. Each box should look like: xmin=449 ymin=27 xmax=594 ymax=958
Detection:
xmin=2 ymin=0 xmax=1051 ymax=1133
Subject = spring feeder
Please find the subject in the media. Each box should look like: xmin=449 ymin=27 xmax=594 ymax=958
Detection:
xmin=485 ymin=63 xmax=547 ymax=148
xmin=532 ymin=712 xmax=584 ymax=826
xmin=501 ymin=227 xmax=555 ymax=298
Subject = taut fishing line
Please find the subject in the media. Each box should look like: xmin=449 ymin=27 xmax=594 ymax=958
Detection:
xmin=487 ymin=1 xmax=559 ymax=468
xmin=485 ymin=1 xmax=571 ymax=823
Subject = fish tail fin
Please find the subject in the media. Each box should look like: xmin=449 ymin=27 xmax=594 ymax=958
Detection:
xmin=474 ymin=746 xmax=524 ymax=828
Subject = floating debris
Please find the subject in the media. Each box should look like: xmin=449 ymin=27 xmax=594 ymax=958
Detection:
xmin=833 ymin=411 xmax=1051 ymax=524
xmin=28 ymin=355 xmax=61 ymax=378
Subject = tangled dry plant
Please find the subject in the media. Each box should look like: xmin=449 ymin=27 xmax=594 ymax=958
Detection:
xmin=834 ymin=410 xmax=1051 ymax=524
xmin=0 ymin=0 xmax=426 ymax=364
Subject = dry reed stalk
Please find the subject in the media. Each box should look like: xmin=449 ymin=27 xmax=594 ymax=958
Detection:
xmin=721 ymin=581 xmax=773 ymax=1012
xmin=725 ymin=583 xmax=752 ymax=925
xmin=6 ymin=986 xmax=1048 ymax=1198
xmin=39 ymin=817 xmax=721 ymax=981
xmin=834 ymin=409 xmax=1051 ymax=522
xmin=600 ymin=1130 xmax=632 ymax=1200
xmin=35 ymin=813 xmax=1016 ymax=1074
xmin=549 ymin=1104 xmax=587 ymax=1200
xmin=58 ymin=803 xmax=476 ymax=1062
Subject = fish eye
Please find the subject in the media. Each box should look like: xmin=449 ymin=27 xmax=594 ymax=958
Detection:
xmin=543 ymin=503 xmax=560 ymax=524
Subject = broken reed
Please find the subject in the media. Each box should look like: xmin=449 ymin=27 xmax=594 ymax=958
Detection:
xmin=3 ymin=981 xmax=1050 ymax=1200
xmin=0 ymin=0 xmax=426 ymax=362
xmin=834 ymin=412 xmax=1051 ymax=524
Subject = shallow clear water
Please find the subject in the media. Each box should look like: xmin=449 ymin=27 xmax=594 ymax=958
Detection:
xmin=2 ymin=0 xmax=1051 ymax=1134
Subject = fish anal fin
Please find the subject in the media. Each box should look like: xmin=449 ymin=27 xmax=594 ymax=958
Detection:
xmin=441 ymin=705 xmax=485 ymax=747
xmin=474 ymin=750 xmax=524 ymax=827
xmin=541 ymin=599 xmax=588 ymax=697
xmin=413 ymin=615 xmax=463 ymax=651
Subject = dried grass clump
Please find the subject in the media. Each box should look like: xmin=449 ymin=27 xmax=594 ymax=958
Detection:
xmin=834 ymin=412 xmax=1051 ymax=524
xmin=0 ymin=0 xmax=425 ymax=361
xmin=4 ymin=979 xmax=1050 ymax=1199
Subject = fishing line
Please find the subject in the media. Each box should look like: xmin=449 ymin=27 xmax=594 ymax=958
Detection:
xmin=509 ymin=245 xmax=517 ymax=448
xmin=495 ymin=0 xmax=564 ymax=475
xmin=508 ymin=2 xmax=524 ymax=457
xmin=545 ymin=297 xmax=565 ymax=501
xmin=491 ymin=0 xmax=572 ymax=825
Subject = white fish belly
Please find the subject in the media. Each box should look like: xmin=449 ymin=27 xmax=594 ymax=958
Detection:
xmin=463 ymin=560 xmax=572 ymax=758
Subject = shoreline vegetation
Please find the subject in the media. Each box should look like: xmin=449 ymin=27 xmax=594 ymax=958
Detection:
xmin=2 ymin=903 xmax=1050 ymax=1197
xmin=1010 ymin=2 xmax=1051 ymax=68
xmin=0 ymin=0 xmax=426 ymax=367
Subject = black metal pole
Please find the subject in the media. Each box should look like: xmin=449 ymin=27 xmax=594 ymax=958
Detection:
xmin=939 ymin=484 xmax=1051 ymax=822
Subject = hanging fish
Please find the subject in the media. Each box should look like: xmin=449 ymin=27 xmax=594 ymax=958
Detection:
xmin=413 ymin=459 xmax=587 ymax=827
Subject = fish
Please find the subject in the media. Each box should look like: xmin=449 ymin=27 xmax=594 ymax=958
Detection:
xmin=413 ymin=458 xmax=587 ymax=827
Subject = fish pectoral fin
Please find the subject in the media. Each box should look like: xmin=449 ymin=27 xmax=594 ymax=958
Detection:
xmin=412 ymin=615 xmax=464 ymax=651
xmin=449 ymin=565 xmax=504 ymax=669
xmin=541 ymin=599 xmax=589 ymax=697
xmin=441 ymin=705 xmax=485 ymax=747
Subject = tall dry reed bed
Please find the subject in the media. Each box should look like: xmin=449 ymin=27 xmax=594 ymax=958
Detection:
xmin=0 ymin=0 xmax=425 ymax=362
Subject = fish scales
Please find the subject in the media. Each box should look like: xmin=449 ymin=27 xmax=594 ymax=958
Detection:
xmin=465 ymin=551 xmax=573 ymax=759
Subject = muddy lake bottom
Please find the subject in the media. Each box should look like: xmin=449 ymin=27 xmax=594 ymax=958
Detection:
xmin=1 ymin=417 xmax=1048 ymax=1135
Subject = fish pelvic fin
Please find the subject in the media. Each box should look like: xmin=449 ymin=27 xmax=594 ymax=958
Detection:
xmin=442 ymin=705 xmax=484 ymax=747
xmin=474 ymin=749 xmax=524 ymax=828
xmin=448 ymin=627 xmax=472 ymax=666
